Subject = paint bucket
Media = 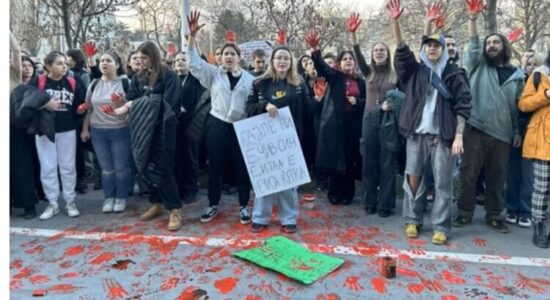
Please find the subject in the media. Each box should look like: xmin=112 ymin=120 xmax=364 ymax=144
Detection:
xmin=380 ymin=256 xmax=396 ymax=278
xmin=302 ymin=193 xmax=316 ymax=210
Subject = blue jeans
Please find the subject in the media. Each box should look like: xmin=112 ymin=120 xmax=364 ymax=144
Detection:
xmin=252 ymin=188 xmax=299 ymax=225
xmin=505 ymin=147 xmax=533 ymax=217
xmin=91 ymin=127 xmax=131 ymax=200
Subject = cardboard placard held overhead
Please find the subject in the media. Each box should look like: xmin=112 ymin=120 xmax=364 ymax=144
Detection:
xmin=234 ymin=107 xmax=311 ymax=198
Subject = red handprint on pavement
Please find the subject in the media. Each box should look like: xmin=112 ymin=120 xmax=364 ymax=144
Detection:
xmin=343 ymin=276 xmax=364 ymax=291
xmin=473 ymin=238 xmax=487 ymax=247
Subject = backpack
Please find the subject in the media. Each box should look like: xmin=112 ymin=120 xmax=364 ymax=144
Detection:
xmin=89 ymin=77 xmax=130 ymax=94
xmin=38 ymin=74 xmax=76 ymax=92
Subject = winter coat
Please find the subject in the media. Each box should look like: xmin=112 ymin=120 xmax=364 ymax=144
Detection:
xmin=10 ymin=84 xmax=55 ymax=141
xmin=310 ymin=50 xmax=366 ymax=173
xmin=464 ymin=37 xmax=525 ymax=143
xmin=394 ymin=44 xmax=472 ymax=147
xmin=379 ymin=89 xmax=405 ymax=153
xmin=519 ymin=65 xmax=550 ymax=160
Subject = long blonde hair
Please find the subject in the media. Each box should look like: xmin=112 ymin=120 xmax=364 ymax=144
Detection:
xmin=265 ymin=47 xmax=302 ymax=86
xmin=368 ymin=42 xmax=397 ymax=85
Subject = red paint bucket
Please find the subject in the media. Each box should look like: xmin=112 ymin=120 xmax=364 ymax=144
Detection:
xmin=380 ymin=256 xmax=396 ymax=278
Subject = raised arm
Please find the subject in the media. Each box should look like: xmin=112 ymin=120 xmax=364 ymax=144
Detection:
xmin=306 ymin=30 xmax=340 ymax=82
xmin=464 ymin=0 xmax=485 ymax=71
xmin=186 ymin=10 xmax=218 ymax=89
xmin=424 ymin=2 xmax=443 ymax=36
xmin=388 ymin=0 xmax=405 ymax=47
xmin=347 ymin=13 xmax=370 ymax=78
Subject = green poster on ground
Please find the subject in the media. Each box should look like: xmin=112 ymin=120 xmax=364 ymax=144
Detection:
xmin=234 ymin=236 xmax=345 ymax=285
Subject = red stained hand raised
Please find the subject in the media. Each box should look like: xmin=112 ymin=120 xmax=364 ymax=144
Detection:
xmin=276 ymin=29 xmax=286 ymax=45
xmin=167 ymin=42 xmax=176 ymax=56
xmin=387 ymin=0 xmax=404 ymax=20
xmin=305 ymin=30 xmax=320 ymax=49
xmin=225 ymin=30 xmax=237 ymax=44
xmin=83 ymin=40 xmax=98 ymax=57
xmin=507 ymin=28 xmax=523 ymax=43
xmin=465 ymin=0 xmax=485 ymax=15
xmin=347 ymin=12 xmax=362 ymax=33
xmin=426 ymin=2 xmax=443 ymax=22
xmin=187 ymin=10 xmax=205 ymax=37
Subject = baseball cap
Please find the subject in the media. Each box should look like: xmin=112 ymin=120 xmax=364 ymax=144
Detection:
xmin=422 ymin=33 xmax=445 ymax=47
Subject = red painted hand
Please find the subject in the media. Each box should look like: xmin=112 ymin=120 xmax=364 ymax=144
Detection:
xmin=276 ymin=29 xmax=286 ymax=45
xmin=101 ymin=105 xmax=115 ymax=115
xmin=305 ymin=30 xmax=320 ymax=49
xmin=426 ymin=2 xmax=443 ymax=22
xmin=225 ymin=30 xmax=237 ymax=44
xmin=507 ymin=28 xmax=523 ymax=43
xmin=167 ymin=41 xmax=176 ymax=57
xmin=435 ymin=14 xmax=446 ymax=29
xmin=387 ymin=0 xmax=404 ymax=20
xmin=77 ymin=102 xmax=89 ymax=113
xmin=465 ymin=0 xmax=485 ymax=15
xmin=110 ymin=92 xmax=124 ymax=103
xmin=347 ymin=12 xmax=362 ymax=33
xmin=187 ymin=10 xmax=205 ymax=37
xmin=313 ymin=77 xmax=327 ymax=98
xmin=83 ymin=40 xmax=98 ymax=57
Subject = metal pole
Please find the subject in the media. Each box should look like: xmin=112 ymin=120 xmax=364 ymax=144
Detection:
xmin=182 ymin=0 xmax=190 ymax=49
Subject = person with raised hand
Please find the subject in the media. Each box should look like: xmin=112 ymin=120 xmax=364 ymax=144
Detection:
xmin=348 ymin=12 xmax=400 ymax=218
xmin=186 ymin=10 xmax=256 ymax=225
xmin=305 ymin=29 xmax=366 ymax=206
xmin=389 ymin=0 xmax=472 ymax=245
xmin=454 ymin=0 xmax=526 ymax=234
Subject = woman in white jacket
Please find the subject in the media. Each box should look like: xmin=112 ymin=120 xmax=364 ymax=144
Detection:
xmin=187 ymin=11 xmax=255 ymax=224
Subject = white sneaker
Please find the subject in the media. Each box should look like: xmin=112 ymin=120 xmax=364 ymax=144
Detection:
xmin=113 ymin=199 xmax=127 ymax=213
xmin=65 ymin=202 xmax=80 ymax=218
xmin=102 ymin=198 xmax=115 ymax=213
xmin=39 ymin=203 xmax=59 ymax=220
xmin=518 ymin=217 xmax=532 ymax=228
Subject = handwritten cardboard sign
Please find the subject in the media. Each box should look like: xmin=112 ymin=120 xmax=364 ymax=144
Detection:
xmin=238 ymin=40 xmax=273 ymax=65
xmin=234 ymin=236 xmax=345 ymax=285
xmin=234 ymin=107 xmax=311 ymax=198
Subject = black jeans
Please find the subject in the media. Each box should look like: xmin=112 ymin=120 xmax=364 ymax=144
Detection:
xmin=205 ymin=117 xmax=250 ymax=207
xmin=174 ymin=116 xmax=199 ymax=198
xmin=148 ymin=121 xmax=181 ymax=210
xmin=361 ymin=112 xmax=397 ymax=211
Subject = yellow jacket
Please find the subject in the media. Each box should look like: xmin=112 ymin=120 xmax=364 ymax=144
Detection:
xmin=519 ymin=65 xmax=550 ymax=160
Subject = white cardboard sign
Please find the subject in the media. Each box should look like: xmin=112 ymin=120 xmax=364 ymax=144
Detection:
xmin=234 ymin=107 xmax=311 ymax=198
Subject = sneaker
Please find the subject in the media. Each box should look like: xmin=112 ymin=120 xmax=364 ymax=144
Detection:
xmin=102 ymin=198 xmax=115 ymax=213
xmin=505 ymin=213 xmax=518 ymax=224
xmin=39 ymin=203 xmax=59 ymax=220
xmin=432 ymin=230 xmax=447 ymax=245
xmin=113 ymin=199 xmax=127 ymax=213
xmin=200 ymin=206 xmax=218 ymax=223
xmin=518 ymin=217 xmax=532 ymax=228
xmin=240 ymin=206 xmax=251 ymax=224
xmin=486 ymin=219 xmax=509 ymax=233
xmin=405 ymin=224 xmax=418 ymax=238
xmin=283 ymin=224 xmax=297 ymax=234
xmin=65 ymin=202 xmax=80 ymax=218
xmin=252 ymin=223 xmax=267 ymax=233
xmin=452 ymin=216 xmax=472 ymax=227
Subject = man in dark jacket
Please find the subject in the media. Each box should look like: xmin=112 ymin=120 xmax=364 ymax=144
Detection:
xmin=388 ymin=0 xmax=471 ymax=245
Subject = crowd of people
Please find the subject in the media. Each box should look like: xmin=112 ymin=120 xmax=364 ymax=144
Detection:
xmin=9 ymin=0 xmax=550 ymax=248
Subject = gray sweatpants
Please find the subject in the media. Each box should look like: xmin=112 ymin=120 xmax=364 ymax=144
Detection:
xmin=402 ymin=134 xmax=455 ymax=234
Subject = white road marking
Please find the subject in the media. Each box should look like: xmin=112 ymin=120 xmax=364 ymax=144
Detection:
xmin=10 ymin=227 xmax=550 ymax=268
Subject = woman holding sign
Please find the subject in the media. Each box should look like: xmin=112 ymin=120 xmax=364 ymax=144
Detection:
xmin=305 ymin=30 xmax=366 ymax=206
xmin=187 ymin=11 xmax=256 ymax=224
xmin=246 ymin=44 xmax=312 ymax=233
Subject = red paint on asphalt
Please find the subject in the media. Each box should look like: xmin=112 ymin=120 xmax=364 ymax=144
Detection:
xmin=371 ymin=277 xmax=387 ymax=294
xmin=214 ymin=277 xmax=239 ymax=294
xmin=440 ymin=295 xmax=459 ymax=300
xmin=29 ymin=274 xmax=50 ymax=285
xmin=473 ymin=238 xmax=487 ymax=247
xmin=408 ymin=283 xmax=424 ymax=294
xmin=343 ymin=276 xmax=363 ymax=291
xmin=515 ymin=273 xmax=550 ymax=294
xmin=63 ymin=245 xmax=85 ymax=257
xmin=397 ymin=267 xmax=420 ymax=278
xmin=89 ymin=252 xmax=115 ymax=265
xmin=398 ymin=253 xmax=416 ymax=266
xmin=104 ymin=278 xmax=129 ymax=299
xmin=24 ymin=244 xmax=45 ymax=255
xmin=245 ymin=295 xmax=263 ymax=300
xmin=316 ymin=293 xmax=341 ymax=300
xmin=441 ymin=270 xmax=466 ymax=285
xmin=49 ymin=284 xmax=77 ymax=294
xmin=58 ymin=272 xmax=79 ymax=279
xmin=160 ymin=276 xmax=180 ymax=291
xmin=13 ymin=266 xmax=34 ymax=280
